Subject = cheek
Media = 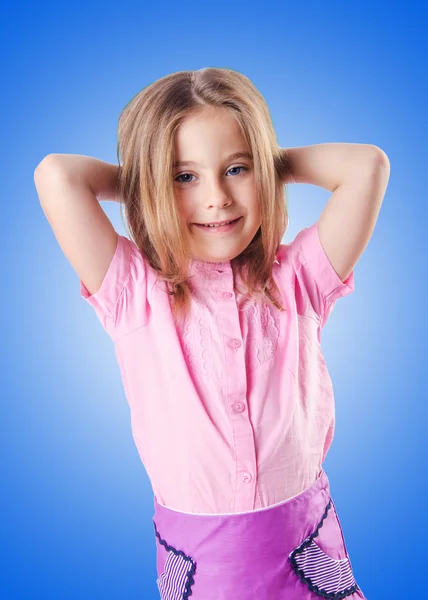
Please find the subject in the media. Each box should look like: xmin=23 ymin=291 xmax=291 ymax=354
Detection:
xmin=250 ymin=199 xmax=261 ymax=222
xmin=176 ymin=196 xmax=195 ymax=221
xmin=175 ymin=200 xmax=190 ymax=222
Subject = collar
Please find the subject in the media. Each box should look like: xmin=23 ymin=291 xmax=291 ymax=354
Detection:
xmin=189 ymin=257 xmax=234 ymax=285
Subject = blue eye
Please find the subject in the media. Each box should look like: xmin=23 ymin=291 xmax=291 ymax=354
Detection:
xmin=175 ymin=166 xmax=248 ymax=185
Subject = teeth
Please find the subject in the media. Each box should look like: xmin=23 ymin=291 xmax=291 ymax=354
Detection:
xmin=203 ymin=220 xmax=234 ymax=227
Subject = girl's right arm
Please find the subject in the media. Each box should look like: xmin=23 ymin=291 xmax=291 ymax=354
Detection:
xmin=34 ymin=154 xmax=121 ymax=297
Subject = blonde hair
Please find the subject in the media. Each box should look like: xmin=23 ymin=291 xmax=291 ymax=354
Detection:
xmin=116 ymin=67 xmax=292 ymax=325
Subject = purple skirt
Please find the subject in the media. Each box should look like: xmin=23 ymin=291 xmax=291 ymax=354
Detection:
xmin=152 ymin=468 xmax=367 ymax=599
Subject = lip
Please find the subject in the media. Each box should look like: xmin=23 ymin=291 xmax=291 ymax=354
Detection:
xmin=192 ymin=216 xmax=243 ymax=233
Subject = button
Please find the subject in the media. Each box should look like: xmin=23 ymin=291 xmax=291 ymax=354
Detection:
xmin=242 ymin=471 xmax=252 ymax=484
xmin=222 ymin=291 xmax=233 ymax=299
xmin=232 ymin=402 xmax=245 ymax=413
xmin=230 ymin=339 xmax=242 ymax=350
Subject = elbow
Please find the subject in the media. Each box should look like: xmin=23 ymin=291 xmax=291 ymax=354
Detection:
xmin=34 ymin=154 xmax=60 ymax=176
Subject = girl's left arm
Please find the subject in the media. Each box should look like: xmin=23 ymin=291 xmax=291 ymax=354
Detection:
xmin=281 ymin=143 xmax=390 ymax=282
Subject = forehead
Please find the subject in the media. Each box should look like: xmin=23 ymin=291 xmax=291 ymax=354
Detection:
xmin=174 ymin=108 xmax=248 ymax=164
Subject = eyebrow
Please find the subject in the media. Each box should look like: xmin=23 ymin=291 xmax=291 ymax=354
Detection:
xmin=173 ymin=151 xmax=253 ymax=168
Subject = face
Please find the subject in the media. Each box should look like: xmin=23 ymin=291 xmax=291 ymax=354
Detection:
xmin=173 ymin=106 xmax=261 ymax=263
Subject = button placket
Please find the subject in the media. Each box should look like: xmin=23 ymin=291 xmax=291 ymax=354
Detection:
xmin=215 ymin=281 xmax=257 ymax=511
xmin=242 ymin=470 xmax=252 ymax=484
xmin=230 ymin=338 xmax=242 ymax=350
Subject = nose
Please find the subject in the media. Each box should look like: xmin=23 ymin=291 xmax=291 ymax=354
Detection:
xmin=205 ymin=185 xmax=233 ymax=210
xmin=207 ymin=197 xmax=232 ymax=209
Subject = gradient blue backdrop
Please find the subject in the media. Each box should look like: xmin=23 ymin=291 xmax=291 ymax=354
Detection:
xmin=2 ymin=1 xmax=426 ymax=598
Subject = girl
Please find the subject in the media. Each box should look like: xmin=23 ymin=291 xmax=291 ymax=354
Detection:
xmin=34 ymin=67 xmax=389 ymax=599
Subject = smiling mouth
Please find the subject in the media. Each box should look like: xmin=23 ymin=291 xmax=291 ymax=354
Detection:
xmin=191 ymin=217 xmax=243 ymax=234
xmin=193 ymin=217 xmax=242 ymax=228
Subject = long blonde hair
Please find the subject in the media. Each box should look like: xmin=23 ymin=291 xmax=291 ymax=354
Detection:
xmin=116 ymin=67 xmax=292 ymax=325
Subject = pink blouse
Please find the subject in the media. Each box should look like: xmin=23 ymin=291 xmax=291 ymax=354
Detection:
xmin=80 ymin=221 xmax=354 ymax=515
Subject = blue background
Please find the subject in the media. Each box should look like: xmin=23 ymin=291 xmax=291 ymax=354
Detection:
xmin=2 ymin=1 xmax=426 ymax=598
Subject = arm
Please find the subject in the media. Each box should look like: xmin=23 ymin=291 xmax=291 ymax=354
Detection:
xmin=34 ymin=154 xmax=121 ymax=297
xmin=35 ymin=154 xmax=123 ymax=203
xmin=281 ymin=143 xmax=390 ymax=282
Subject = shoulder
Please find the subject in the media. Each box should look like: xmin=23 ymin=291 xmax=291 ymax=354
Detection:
xmin=80 ymin=233 xmax=159 ymax=339
xmin=274 ymin=222 xmax=355 ymax=328
xmin=275 ymin=224 xmax=317 ymax=264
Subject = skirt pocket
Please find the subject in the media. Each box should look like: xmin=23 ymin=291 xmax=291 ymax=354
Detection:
xmin=288 ymin=497 xmax=364 ymax=599
xmin=154 ymin=521 xmax=196 ymax=600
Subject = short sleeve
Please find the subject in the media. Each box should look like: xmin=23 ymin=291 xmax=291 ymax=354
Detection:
xmin=80 ymin=234 xmax=152 ymax=340
xmin=278 ymin=221 xmax=355 ymax=328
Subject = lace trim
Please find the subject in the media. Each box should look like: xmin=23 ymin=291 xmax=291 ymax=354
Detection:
xmin=289 ymin=498 xmax=362 ymax=599
xmin=246 ymin=300 xmax=280 ymax=368
xmin=154 ymin=520 xmax=197 ymax=600
xmin=183 ymin=288 xmax=213 ymax=377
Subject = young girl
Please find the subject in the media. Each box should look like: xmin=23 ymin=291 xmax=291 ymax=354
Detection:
xmin=35 ymin=67 xmax=389 ymax=599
